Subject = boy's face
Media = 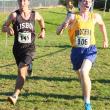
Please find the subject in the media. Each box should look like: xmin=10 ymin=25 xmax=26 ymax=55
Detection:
xmin=80 ymin=0 xmax=92 ymax=11
xmin=18 ymin=0 xmax=30 ymax=9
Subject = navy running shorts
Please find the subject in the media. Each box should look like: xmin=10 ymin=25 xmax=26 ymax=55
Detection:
xmin=70 ymin=45 xmax=97 ymax=71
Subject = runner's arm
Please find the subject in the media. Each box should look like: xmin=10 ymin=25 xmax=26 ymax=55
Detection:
xmin=56 ymin=14 xmax=75 ymax=35
xmin=95 ymin=13 xmax=108 ymax=48
xmin=35 ymin=12 xmax=45 ymax=39
xmin=2 ymin=12 xmax=16 ymax=36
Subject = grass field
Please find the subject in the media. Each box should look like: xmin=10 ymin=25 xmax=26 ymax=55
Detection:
xmin=0 ymin=7 xmax=110 ymax=110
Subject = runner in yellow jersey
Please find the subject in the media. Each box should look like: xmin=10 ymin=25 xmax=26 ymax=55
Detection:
xmin=57 ymin=0 xmax=108 ymax=110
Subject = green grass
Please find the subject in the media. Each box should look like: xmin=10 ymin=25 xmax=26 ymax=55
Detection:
xmin=0 ymin=7 xmax=110 ymax=110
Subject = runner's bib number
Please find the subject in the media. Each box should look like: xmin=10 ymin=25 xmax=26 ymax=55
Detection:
xmin=76 ymin=36 xmax=90 ymax=48
xmin=18 ymin=32 xmax=31 ymax=43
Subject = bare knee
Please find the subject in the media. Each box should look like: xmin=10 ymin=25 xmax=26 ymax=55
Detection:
xmin=18 ymin=66 xmax=28 ymax=80
xmin=79 ymin=69 xmax=90 ymax=79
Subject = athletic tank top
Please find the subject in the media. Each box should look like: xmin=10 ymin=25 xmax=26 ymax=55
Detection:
xmin=13 ymin=10 xmax=36 ymax=50
xmin=68 ymin=13 xmax=95 ymax=48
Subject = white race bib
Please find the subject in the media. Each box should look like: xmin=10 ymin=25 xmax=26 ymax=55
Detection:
xmin=76 ymin=36 xmax=90 ymax=48
xmin=18 ymin=32 xmax=31 ymax=43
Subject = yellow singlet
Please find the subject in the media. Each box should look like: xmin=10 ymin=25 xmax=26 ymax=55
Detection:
xmin=68 ymin=13 xmax=95 ymax=48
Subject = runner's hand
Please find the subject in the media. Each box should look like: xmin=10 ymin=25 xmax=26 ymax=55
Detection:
xmin=7 ymin=26 xmax=14 ymax=36
xmin=38 ymin=29 xmax=45 ymax=39
xmin=103 ymin=40 xmax=108 ymax=48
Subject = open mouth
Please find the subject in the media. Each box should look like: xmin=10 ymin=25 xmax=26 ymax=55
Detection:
xmin=85 ymin=5 xmax=89 ymax=8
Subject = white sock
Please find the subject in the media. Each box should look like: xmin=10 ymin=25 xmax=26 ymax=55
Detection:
xmin=84 ymin=97 xmax=90 ymax=104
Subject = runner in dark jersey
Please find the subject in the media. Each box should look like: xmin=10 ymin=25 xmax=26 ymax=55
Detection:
xmin=2 ymin=0 xmax=45 ymax=105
